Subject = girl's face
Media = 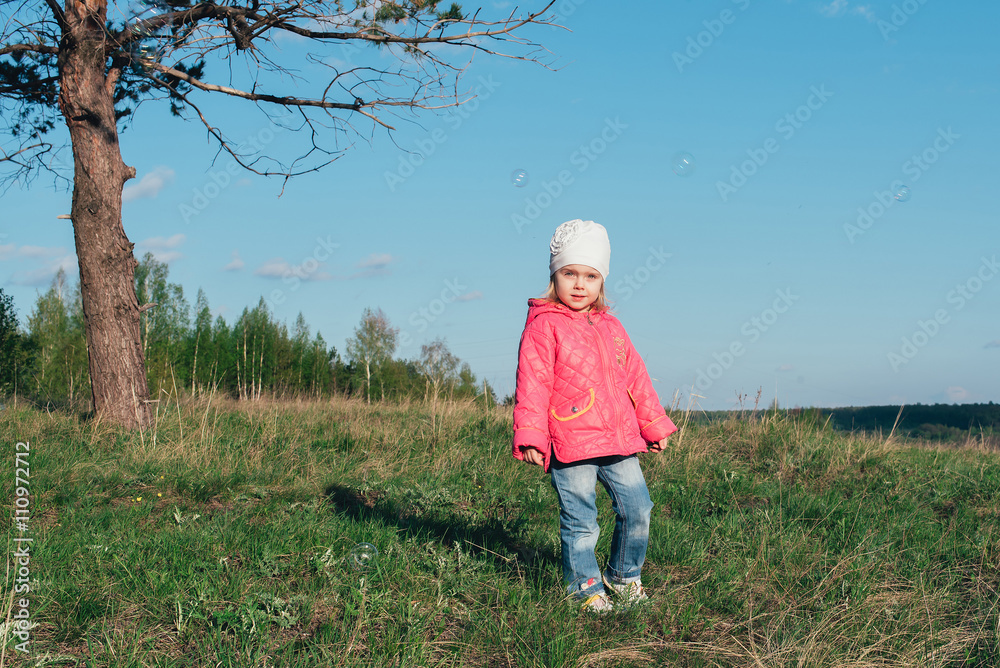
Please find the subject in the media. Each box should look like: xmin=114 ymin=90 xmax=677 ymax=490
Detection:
xmin=553 ymin=264 xmax=603 ymax=312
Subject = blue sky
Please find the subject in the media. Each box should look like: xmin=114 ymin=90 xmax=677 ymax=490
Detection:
xmin=2 ymin=0 xmax=998 ymax=410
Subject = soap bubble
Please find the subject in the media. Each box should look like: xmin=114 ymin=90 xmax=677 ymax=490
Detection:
xmin=130 ymin=42 xmax=163 ymax=67
xmin=894 ymin=185 xmax=911 ymax=202
xmin=670 ymin=152 xmax=696 ymax=177
xmin=348 ymin=542 xmax=378 ymax=572
xmin=129 ymin=0 xmax=165 ymax=18
xmin=130 ymin=20 xmax=158 ymax=39
xmin=510 ymin=169 xmax=529 ymax=188
xmin=128 ymin=0 xmax=167 ymax=37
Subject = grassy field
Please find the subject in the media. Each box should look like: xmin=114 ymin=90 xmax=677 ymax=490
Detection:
xmin=2 ymin=396 xmax=1000 ymax=667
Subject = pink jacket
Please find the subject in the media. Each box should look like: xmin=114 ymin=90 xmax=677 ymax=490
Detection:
xmin=512 ymin=298 xmax=678 ymax=471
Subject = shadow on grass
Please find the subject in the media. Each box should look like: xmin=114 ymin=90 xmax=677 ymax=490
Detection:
xmin=323 ymin=483 xmax=559 ymax=578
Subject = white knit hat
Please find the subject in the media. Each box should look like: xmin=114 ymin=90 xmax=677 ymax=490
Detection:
xmin=549 ymin=219 xmax=611 ymax=280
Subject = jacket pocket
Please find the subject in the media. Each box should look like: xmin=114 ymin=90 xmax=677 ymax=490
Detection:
xmin=549 ymin=388 xmax=608 ymax=452
xmin=551 ymin=388 xmax=596 ymax=422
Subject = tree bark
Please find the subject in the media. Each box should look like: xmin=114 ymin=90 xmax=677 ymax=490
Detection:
xmin=58 ymin=0 xmax=151 ymax=428
xmin=365 ymin=359 xmax=371 ymax=404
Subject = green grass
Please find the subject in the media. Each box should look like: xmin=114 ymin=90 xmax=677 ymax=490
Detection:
xmin=2 ymin=396 xmax=1000 ymax=666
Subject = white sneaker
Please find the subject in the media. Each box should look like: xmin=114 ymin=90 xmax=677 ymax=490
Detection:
xmin=580 ymin=591 xmax=615 ymax=614
xmin=602 ymin=576 xmax=648 ymax=606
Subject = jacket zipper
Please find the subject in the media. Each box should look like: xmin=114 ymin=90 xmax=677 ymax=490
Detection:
xmin=587 ymin=312 xmax=623 ymax=451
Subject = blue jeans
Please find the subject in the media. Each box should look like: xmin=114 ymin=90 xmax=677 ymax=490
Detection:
xmin=549 ymin=454 xmax=654 ymax=599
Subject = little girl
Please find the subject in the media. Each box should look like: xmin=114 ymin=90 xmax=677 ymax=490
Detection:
xmin=512 ymin=219 xmax=677 ymax=613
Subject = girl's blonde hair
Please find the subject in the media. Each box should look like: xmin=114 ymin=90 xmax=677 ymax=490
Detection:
xmin=542 ymin=275 xmax=613 ymax=313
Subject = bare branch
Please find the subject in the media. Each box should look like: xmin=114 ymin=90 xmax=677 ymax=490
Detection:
xmin=107 ymin=1 xmax=560 ymax=63
xmin=263 ymin=1 xmax=559 ymax=48
xmin=4 ymin=0 xmax=562 ymax=187
xmin=0 ymin=42 xmax=59 ymax=57
xmin=148 ymin=61 xmax=366 ymax=112
xmin=41 ymin=0 xmax=68 ymax=31
xmin=0 ymin=139 xmax=48 ymax=165
xmin=0 ymin=132 xmax=68 ymax=193
xmin=143 ymin=69 xmax=341 ymax=184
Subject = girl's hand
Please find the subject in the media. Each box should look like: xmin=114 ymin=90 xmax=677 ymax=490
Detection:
xmin=522 ymin=447 xmax=545 ymax=466
xmin=648 ymin=439 xmax=668 ymax=453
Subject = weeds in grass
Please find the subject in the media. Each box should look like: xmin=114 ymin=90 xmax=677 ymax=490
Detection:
xmin=1 ymin=396 xmax=999 ymax=666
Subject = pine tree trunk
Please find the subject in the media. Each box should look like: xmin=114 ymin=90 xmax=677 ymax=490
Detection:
xmin=58 ymin=0 xmax=151 ymax=428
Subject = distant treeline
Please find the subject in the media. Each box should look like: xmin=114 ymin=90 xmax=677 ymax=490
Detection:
xmin=0 ymin=254 xmax=495 ymax=410
xmin=820 ymin=403 xmax=999 ymax=441
xmin=688 ymin=403 xmax=999 ymax=442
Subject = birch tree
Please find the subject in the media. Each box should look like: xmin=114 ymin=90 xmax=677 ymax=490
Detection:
xmin=345 ymin=307 xmax=397 ymax=403
xmin=419 ymin=336 xmax=458 ymax=403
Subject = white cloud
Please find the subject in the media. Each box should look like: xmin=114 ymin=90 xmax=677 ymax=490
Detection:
xmin=0 ymin=243 xmax=17 ymax=260
xmin=321 ymin=54 xmax=352 ymax=70
xmin=136 ymin=233 xmax=185 ymax=263
xmin=255 ymin=251 xmax=392 ymax=282
xmin=224 ymin=250 xmax=245 ymax=271
xmin=776 ymin=364 xmax=795 ymax=372
xmin=123 ymin=166 xmax=175 ymax=202
xmin=945 ymin=386 xmax=970 ymax=403
xmin=818 ymin=0 xmax=848 ymax=17
xmin=357 ymin=253 xmax=393 ymax=269
xmin=852 ymin=4 xmax=877 ymax=22
xmin=255 ymin=257 xmax=332 ymax=281
xmin=985 ymin=340 xmax=1000 ymax=349
xmin=817 ymin=0 xmax=875 ymax=20
xmin=11 ymin=254 xmax=77 ymax=287
xmin=344 ymin=252 xmax=395 ymax=279
xmin=255 ymin=258 xmax=293 ymax=278
xmin=151 ymin=251 xmax=184 ymax=263
xmin=137 ymin=233 xmax=186 ymax=251
xmin=19 ymin=245 xmax=66 ymax=259
xmin=454 ymin=290 xmax=483 ymax=302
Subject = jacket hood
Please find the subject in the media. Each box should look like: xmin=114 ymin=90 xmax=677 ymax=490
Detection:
xmin=524 ymin=298 xmax=607 ymax=327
